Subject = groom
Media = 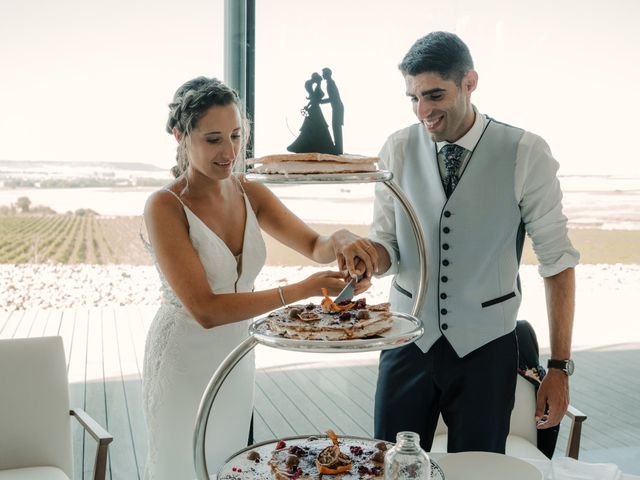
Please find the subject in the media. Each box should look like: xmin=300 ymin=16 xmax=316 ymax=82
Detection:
xmin=321 ymin=67 xmax=344 ymax=155
xmin=332 ymin=31 xmax=578 ymax=454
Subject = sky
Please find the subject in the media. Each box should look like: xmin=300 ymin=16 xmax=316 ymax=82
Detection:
xmin=1 ymin=0 xmax=640 ymax=176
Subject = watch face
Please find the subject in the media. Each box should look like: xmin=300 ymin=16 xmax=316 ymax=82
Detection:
xmin=566 ymin=359 xmax=575 ymax=375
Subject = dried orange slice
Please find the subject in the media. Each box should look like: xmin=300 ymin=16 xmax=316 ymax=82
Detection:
xmin=316 ymin=463 xmax=352 ymax=475
xmin=314 ymin=429 xmax=352 ymax=474
xmin=320 ymin=289 xmax=354 ymax=313
xmin=316 ymin=445 xmax=340 ymax=467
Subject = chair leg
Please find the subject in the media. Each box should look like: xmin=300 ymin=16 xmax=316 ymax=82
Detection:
xmin=565 ymin=415 xmax=586 ymax=459
xmin=93 ymin=441 xmax=110 ymax=480
xmin=70 ymin=408 xmax=112 ymax=479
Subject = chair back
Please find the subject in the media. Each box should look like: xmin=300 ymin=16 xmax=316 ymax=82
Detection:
xmin=510 ymin=375 xmax=538 ymax=443
xmin=0 ymin=336 xmax=73 ymax=476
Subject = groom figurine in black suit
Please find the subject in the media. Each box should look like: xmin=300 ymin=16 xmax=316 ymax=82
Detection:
xmin=321 ymin=67 xmax=344 ymax=154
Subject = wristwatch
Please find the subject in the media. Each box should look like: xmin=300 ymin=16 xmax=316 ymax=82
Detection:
xmin=547 ymin=358 xmax=575 ymax=376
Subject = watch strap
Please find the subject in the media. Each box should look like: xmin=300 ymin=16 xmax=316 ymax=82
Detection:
xmin=547 ymin=358 xmax=574 ymax=375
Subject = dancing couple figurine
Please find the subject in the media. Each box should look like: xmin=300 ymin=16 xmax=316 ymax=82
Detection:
xmin=287 ymin=68 xmax=344 ymax=155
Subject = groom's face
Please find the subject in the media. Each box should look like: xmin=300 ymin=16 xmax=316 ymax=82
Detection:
xmin=404 ymin=70 xmax=477 ymax=143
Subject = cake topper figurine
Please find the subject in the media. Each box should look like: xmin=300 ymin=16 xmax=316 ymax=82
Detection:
xmin=320 ymin=68 xmax=344 ymax=154
xmin=287 ymin=68 xmax=344 ymax=155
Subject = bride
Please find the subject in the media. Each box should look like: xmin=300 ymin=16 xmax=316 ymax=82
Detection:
xmin=142 ymin=76 xmax=373 ymax=479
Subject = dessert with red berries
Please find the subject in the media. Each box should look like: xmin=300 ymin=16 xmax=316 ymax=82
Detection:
xmin=265 ymin=295 xmax=393 ymax=341
xmin=267 ymin=431 xmax=388 ymax=480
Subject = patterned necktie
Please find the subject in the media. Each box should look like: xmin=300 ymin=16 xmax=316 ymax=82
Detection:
xmin=440 ymin=144 xmax=466 ymax=197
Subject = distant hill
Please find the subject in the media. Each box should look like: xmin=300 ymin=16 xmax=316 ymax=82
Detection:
xmin=0 ymin=159 xmax=171 ymax=188
xmin=0 ymin=159 xmax=165 ymax=172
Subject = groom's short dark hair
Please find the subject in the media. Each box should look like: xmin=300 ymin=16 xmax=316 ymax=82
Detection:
xmin=399 ymin=31 xmax=474 ymax=86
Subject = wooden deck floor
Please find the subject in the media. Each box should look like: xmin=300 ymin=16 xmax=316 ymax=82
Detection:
xmin=1 ymin=306 xmax=639 ymax=478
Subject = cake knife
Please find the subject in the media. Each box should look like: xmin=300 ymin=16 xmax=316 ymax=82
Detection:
xmin=334 ymin=274 xmax=362 ymax=303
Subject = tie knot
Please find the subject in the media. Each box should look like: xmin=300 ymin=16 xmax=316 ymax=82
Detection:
xmin=441 ymin=144 xmax=465 ymax=175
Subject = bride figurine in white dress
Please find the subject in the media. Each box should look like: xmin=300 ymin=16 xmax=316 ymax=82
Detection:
xmin=141 ymin=77 xmax=374 ymax=480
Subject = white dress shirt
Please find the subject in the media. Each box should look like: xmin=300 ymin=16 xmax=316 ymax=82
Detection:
xmin=371 ymin=108 xmax=580 ymax=278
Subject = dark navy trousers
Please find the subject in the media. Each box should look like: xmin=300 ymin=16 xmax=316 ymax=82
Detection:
xmin=374 ymin=330 xmax=518 ymax=453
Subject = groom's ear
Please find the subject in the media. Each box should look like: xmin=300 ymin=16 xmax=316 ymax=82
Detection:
xmin=463 ymin=70 xmax=478 ymax=96
xmin=172 ymin=127 xmax=183 ymax=143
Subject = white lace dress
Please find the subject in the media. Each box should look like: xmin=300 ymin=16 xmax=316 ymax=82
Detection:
xmin=142 ymin=189 xmax=266 ymax=479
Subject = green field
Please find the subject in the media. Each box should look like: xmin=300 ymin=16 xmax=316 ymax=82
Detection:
xmin=0 ymin=214 xmax=153 ymax=265
xmin=2 ymin=214 xmax=639 ymax=265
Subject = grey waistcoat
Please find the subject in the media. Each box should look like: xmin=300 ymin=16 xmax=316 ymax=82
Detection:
xmin=389 ymin=119 xmax=525 ymax=357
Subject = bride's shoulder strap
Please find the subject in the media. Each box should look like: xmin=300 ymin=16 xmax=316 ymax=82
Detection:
xmin=162 ymin=188 xmax=185 ymax=206
xmin=233 ymin=173 xmax=261 ymax=216
xmin=233 ymin=173 xmax=248 ymax=196
xmin=139 ymin=188 xmax=186 ymax=252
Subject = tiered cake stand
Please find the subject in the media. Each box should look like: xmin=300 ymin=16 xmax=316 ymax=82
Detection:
xmin=193 ymin=171 xmax=428 ymax=479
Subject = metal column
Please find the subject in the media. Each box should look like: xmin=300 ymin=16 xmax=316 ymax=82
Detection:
xmin=224 ymin=0 xmax=255 ymax=157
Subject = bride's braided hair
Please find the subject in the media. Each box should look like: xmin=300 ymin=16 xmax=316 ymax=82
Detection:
xmin=166 ymin=77 xmax=246 ymax=178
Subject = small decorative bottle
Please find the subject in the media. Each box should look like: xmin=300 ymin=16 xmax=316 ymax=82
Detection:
xmin=383 ymin=431 xmax=431 ymax=480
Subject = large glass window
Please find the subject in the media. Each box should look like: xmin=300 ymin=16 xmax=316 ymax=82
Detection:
xmin=253 ymin=0 xmax=640 ymax=229
xmin=254 ymin=0 xmax=640 ymax=176
xmin=0 ymin=0 xmax=225 ymax=212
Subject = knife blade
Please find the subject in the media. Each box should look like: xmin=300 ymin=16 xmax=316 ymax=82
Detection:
xmin=334 ymin=275 xmax=361 ymax=304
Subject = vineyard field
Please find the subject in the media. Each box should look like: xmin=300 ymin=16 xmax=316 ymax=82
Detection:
xmin=2 ymin=214 xmax=638 ymax=266
xmin=0 ymin=214 xmax=153 ymax=265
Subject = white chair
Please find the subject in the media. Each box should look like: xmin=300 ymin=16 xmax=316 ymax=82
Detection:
xmin=430 ymin=375 xmax=587 ymax=460
xmin=0 ymin=336 xmax=112 ymax=480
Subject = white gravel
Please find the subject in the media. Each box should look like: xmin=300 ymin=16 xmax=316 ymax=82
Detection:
xmin=0 ymin=264 xmax=394 ymax=310
xmin=1 ymin=264 xmax=162 ymax=310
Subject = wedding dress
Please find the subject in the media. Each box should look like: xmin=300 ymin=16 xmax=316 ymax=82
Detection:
xmin=142 ymin=185 xmax=266 ymax=479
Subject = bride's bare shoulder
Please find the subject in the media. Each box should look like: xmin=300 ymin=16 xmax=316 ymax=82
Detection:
xmin=144 ymin=185 xmax=186 ymax=221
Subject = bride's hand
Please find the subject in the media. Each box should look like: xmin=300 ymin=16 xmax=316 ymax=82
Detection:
xmin=302 ymin=270 xmax=348 ymax=297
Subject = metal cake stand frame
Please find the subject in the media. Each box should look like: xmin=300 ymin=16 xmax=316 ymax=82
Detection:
xmin=193 ymin=171 xmax=428 ymax=479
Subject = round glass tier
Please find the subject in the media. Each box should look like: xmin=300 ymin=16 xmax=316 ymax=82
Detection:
xmin=249 ymin=312 xmax=423 ymax=353
xmin=245 ymin=170 xmax=393 ymax=184
xmin=216 ymin=434 xmax=445 ymax=480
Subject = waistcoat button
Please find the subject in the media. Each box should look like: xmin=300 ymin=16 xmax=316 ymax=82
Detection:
xmin=443 ymin=227 xmax=450 ymax=234
xmin=442 ymin=323 xmax=449 ymax=330
xmin=441 ymin=276 xmax=448 ymax=282
xmin=442 ymin=259 xmax=450 ymax=266
xmin=444 ymin=211 xmax=451 ymax=217
xmin=440 ymin=293 xmax=447 ymax=299
xmin=440 ymin=308 xmax=447 ymax=315
xmin=442 ymin=243 xmax=449 ymax=250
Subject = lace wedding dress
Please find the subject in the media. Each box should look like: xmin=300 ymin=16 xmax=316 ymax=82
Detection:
xmin=142 ymin=187 xmax=266 ymax=479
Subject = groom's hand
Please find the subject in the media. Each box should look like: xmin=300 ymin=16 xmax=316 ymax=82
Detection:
xmin=331 ymin=229 xmax=379 ymax=279
xmin=535 ymin=369 xmax=569 ymax=429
